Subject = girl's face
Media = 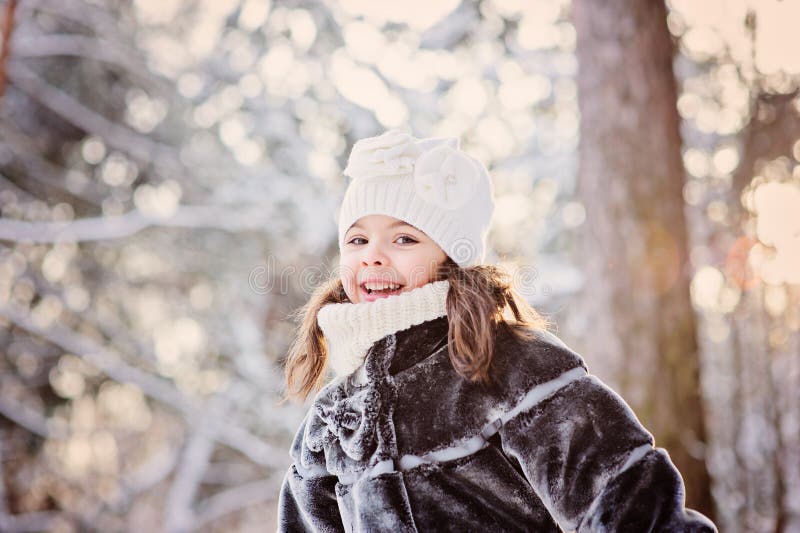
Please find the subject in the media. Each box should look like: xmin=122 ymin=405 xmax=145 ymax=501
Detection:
xmin=340 ymin=214 xmax=447 ymax=304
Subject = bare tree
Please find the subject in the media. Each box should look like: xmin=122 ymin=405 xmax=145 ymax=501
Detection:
xmin=571 ymin=0 xmax=714 ymax=518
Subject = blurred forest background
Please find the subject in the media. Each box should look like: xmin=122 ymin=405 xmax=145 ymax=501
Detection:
xmin=0 ymin=0 xmax=797 ymax=531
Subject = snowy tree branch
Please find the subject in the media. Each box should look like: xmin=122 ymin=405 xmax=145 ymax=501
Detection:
xmin=7 ymin=61 xmax=181 ymax=170
xmin=0 ymin=395 xmax=68 ymax=439
xmin=165 ymin=431 xmax=215 ymax=533
xmin=193 ymin=474 xmax=284 ymax=529
xmin=0 ymin=511 xmax=60 ymax=533
xmin=0 ymin=204 xmax=274 ymax=243
xmin=12 ymin=34 xmax=172 ymax=93
xmin=0 ymin=305 xmax=284 ymax=469
xmin=121 ymin=444 xmax=181 ymax=496
xmin=0 ymin=130 xmax=106 ymax=207
xmin=21 ymin=0 xmax=124 ymax=40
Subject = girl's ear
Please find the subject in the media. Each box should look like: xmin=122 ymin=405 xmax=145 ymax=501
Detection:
xmin=433 ymin=256 xmax=460 ymax=281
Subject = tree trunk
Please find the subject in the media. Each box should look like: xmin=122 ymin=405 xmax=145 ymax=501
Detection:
xmin=571 ymin=0 xmax=715 ymax=519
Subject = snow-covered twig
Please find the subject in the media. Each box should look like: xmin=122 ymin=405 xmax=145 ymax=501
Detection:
xmin=21 ymin=0 xmax=126 ymax=42
xmin=122 ymin=443 xmax=182 ymax=496
xmin=164 ymin=431 xmax=215 ymax=533
xmin=0 ymin=172 xmax=37 ymax=201
xmin=0 ymin=511 xmax=59 ymax=533
xmin=192 ymin=473 xmax=285 ymax=530
xmin=0 ymin=395 xmax=67 ymax=439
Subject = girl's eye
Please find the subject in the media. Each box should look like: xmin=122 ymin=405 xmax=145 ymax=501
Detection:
xmin=396 ymin=235 xmax=418 ymax=245
xmin=347 ymin=237 xmax=367 ymax=245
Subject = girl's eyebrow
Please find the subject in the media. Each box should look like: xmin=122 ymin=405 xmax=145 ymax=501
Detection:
xmin=349 ymin=221 xmax=417 ymax=231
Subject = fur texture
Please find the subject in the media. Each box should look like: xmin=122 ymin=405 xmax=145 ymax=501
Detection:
xmin=278 ymin=316 xmax=718 ymax=532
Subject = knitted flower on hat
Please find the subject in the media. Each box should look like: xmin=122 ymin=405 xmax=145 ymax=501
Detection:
xmin=414 ymin=144 xmax=480 ymax=210
xmin=343 ymin=130 xmax=421 ymax=180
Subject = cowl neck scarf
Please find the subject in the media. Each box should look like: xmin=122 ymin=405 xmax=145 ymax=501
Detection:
xmin=317 ymin=279 xmax=450 ymax=378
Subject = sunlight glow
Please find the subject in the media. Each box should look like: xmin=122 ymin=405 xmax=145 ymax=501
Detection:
xmin=337 ymin=0 xmax=461 ymax=31
xmin=749 ymin=181 xmax=800 ymax=284
xmin=494 ymin=194 xmax=531 ymax=227
xmin=154 ymin=317 xmax=207 ymax=377
xmin=81 ymin=137 xmax=106 ymax=165
xmin=238 ymin=0 xmax=272 ymax=31
xmin=691 ymin=265 xmax=741 ymax=313
xmin=330 ymin=51 xmax=408 ymax=127
xmin=133 ymin=0 xmax=182 ymax=24
xmin=133 ymin=180 xmax=182 ymax=219
xmin=712 ymin=146 xmax=739 ymax=175
xmin=476 ymin=117 xmax=514 ymax=159
xmin=670 ymin=0 xmax=800 ymax=74
xmin=684 ymin=148 xmax=710 ymax=178
xmin=445 ymin=77 xmax=488 ymax=117
xmin=287 ymin=9 xmax=317 ymax=52
xmin=343 ymin=21 xmax=387 ymax=64
xmin=98 ymin=382 xmax=152 ymax=431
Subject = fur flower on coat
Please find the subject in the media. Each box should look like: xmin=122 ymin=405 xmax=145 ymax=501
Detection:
xmin=278 ymin=316 xmax=718 ymax=532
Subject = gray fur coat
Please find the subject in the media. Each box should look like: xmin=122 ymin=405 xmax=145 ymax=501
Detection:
xmin=278 ymin=316 xmax=717 ymax=532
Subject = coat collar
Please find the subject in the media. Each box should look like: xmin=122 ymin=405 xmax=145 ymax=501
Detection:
xmin=389 ymin=315 xmax=449 ymax=375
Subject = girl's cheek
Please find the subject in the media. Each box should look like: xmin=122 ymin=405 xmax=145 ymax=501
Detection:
xmin=343 ymin=279 xmax=358 ymax=301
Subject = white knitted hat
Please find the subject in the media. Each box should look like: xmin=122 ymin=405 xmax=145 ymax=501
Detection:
xmin=336 ymin=130 xmax=495 ymax=267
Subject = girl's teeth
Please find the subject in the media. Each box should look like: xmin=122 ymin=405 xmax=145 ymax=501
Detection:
xmin=366 ymin=285 xmax=401 ymax=294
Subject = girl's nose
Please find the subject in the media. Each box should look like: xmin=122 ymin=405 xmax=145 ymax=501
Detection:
xmin=361 ymin=243 xmax=390 ymax=266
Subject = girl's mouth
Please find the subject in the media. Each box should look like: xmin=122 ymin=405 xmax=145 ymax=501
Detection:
xmin=360 ymin=282 xmax=405 ymax=301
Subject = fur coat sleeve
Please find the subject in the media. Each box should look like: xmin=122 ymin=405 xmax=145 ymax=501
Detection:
xmin=495 ymin=332 xmax=715 ymax=531
xmin=277 ymin=318 xmax=717 ymax=532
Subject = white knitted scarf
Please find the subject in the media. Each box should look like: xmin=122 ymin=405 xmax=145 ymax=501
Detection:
xmin=317 ymin=279 xmax=450 ymax=378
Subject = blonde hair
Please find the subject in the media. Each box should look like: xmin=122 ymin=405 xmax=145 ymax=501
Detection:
xmin=282 ymin=257 xmax=553 ymax=402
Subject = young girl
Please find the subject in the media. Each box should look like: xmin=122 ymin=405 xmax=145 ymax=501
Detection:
xmin=278 ymin=130 xmax=717 ymax=532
